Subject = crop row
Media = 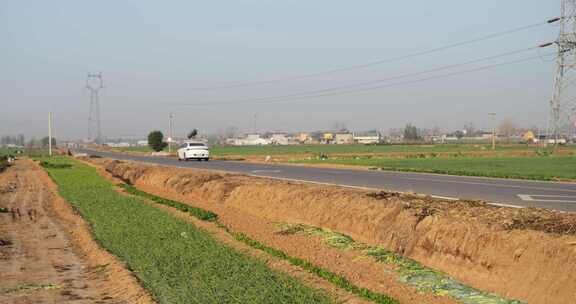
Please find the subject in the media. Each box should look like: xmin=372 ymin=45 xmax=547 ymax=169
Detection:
xmin=40 ymin=157 xmax=332 ymax=304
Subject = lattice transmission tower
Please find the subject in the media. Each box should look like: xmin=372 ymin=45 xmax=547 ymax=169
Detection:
xmin=550 ymin=0 xmax=576 ymax=143
xmin=86 ymin=73 xmax=104 ymax=144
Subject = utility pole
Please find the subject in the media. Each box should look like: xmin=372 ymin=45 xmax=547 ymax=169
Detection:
xmin=549 ymin=0 xmax=576 ymax=147
xmin=86 ymin=73 xmax=104 ymax=144
xmin=48 ymin=112 xmax=53 ymax=157
xmin=489 ymin=112 xmax=496 ymax=150
xmin=168 ymin=113 xmax=174 ymax=153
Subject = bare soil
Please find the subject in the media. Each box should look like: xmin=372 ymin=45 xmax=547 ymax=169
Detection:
xmin=0 ymin=159 xmax=154 ymax=304
xmin=100 ymin=158 xmax=576 ymax=304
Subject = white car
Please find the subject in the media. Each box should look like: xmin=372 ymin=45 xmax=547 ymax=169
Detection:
xmin=177 ymin=142 xmax=210 ymax=161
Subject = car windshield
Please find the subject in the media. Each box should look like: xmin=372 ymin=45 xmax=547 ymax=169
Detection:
xmin=188 ymin=143 xmax=206 ymax=146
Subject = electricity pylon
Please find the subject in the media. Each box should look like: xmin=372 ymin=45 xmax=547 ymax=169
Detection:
xmin=86 ymin=73 xmax=104 ymax=144
xmin=550 ymin=0 xmax=576 ymax=144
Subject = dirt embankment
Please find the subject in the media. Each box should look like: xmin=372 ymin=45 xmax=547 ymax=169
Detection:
xmin=102 ymin=159 xmax=576 ymax=304
xmin=0 ymin=159 xmax=154 ymax=304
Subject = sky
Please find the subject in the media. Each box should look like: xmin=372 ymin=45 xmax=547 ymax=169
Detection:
xmin=0 ymin=1 xmax=561 ymax=140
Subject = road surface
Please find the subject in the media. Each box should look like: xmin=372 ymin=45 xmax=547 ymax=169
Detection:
xmin=77 ymin=149 xmax=576 ymax=212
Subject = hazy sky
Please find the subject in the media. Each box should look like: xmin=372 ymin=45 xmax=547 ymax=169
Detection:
xmin=1 ymin=1 xmax=561 ymax=140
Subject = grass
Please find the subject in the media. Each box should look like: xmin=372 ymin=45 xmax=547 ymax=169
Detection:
xmin=39 ymin=157 xmax=332 ymax=304
xmin=293 ymin=155 xmax=576 ymax=181
xmin=210 ymin=144 xmax=571 ymax=156
xmin=119 ymin=183 xmax=399 ymax=304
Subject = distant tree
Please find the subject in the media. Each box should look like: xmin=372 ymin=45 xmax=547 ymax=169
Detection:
xmin=403 ymin=123 xmax=420 ymax=141
xmin=41 ymin=137 xmax=56 ymax=147
xmin=187 ymin=129 xmax=198 ymax=139
xmin=454 ymin=130 xmax=465 ymax=139
xmin=147 ymin=130 xmax=167 ymax=152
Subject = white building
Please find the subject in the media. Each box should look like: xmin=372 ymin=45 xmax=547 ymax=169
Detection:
xmin=270 ymin=133 xmax=289 ymax=145
xmin=353 ymin=131 xmax=382 ymax=144
xmin=105 ymin=142 xmax=130 ymax=148
xmin=228 ymin=134 xmax=271 ymax=146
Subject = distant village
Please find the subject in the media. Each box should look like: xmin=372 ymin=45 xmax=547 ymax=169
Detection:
xmin=2 ymin=123 xmax=571 ymax=149
xmin=99 ymin=126 xmax=559 ymax=148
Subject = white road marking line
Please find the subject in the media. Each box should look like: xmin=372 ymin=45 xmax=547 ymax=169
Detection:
xmin=402 ymin=177 xmax=576 ymax=193
xmin=517 ymin=194 xmax=534 ymax=201
xmin=517 ymin=194 xmax=576 ymax=203
xmin=251 ymin=169 xmax=283 ymax=173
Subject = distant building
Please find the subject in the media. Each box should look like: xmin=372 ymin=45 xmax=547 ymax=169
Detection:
xmin=270 ymin=133 xmax=289 ymax=145
xmin=321 ymin=132 xmax=334 ymax=144
xmin=105 ymin=142 xmax=130 ymax=148
xmin=228 ymin=133 xmax=271 ymax=146
xmin=334 ymin=133 xmax=354 ymax=145
xmin=523 ymin=131 xmax=536 ymax=143
xmin=353 ymin=131 xmax=382 ymax=144
xmin=295 ymin=132 xmax=313 ymax=144
xmin=137 ymin=140 xmax=148 ymax=146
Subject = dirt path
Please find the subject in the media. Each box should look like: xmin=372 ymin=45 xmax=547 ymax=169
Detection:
xmin=0 ymin=160 xmax=152 ymax=304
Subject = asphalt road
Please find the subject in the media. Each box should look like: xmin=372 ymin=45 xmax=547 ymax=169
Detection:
xmin=77 ymin=149 xmax=576 ymax=212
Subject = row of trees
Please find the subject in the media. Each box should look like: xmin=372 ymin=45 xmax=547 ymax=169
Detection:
xmin=401 ymin=119 xmax=523 ymax=142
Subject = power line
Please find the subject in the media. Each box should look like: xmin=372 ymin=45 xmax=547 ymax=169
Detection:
xmin=191 ymin=17 xmax=560 ymax=90
xmin=178 ymin=53 xmax=556 ymax=107
xmin=170 ymin=47 xmax=555 ymax=107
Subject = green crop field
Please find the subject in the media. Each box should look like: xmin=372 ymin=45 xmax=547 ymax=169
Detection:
xmin=112 ymin=143 xmax=576 ymax=158
xmin=209 ymin=144 xmax=576 ymax=156
xmin=293 ymin=155 xmax=576 ymax=181
xmin=40 ymin=157 xmax=332 ymax=304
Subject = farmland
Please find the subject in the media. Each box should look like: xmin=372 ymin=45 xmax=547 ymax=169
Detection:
xmin=113 ymin=143 xmax=576 ymax=157
xmin=210 ymin=143 xmax=563 ymax=156
xmin=40 ymin=157 xmax=334 ymax=303
xmin=293 ymin=155 xmax=576 ymax=181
